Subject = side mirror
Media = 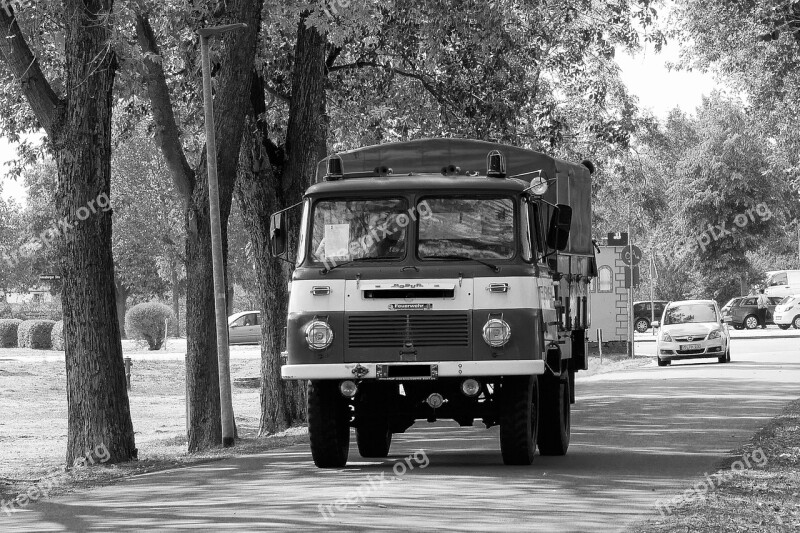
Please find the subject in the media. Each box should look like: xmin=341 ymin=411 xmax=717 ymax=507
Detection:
xmin=270 ymin=212 xmax=287 ymax=257
xmin=546 ymin=204 xmax=572 ymax=251
xmin=651 ymin=320 xmax=660 ymax=329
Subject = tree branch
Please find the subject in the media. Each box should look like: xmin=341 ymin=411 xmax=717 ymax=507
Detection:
xmin=0 ymin=9 xmax=64 ymax=138
xmin=134 ymin=11 xmax=195 ymax=199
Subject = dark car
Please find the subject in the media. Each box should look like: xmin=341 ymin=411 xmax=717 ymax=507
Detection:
xmin=633 ymin=300 xmax=668 ymax=333
xmin=725 ymin=296 xmax=782 ymax=329
xmin=720 ymin=297 xmax=743 ymax=324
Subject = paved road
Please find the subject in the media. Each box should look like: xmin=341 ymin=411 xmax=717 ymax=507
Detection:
xmin=2 ymin=338 xmax=798 ymax=532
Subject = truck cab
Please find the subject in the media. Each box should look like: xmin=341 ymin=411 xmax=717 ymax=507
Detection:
xmin=271 ymin=139 xmax=595 ymax=467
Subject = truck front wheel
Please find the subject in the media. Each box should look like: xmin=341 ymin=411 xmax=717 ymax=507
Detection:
xmin=356 ymin=422 xmax=392 ymax=458
xmin=537 ymin=373 xmax=570 ymax=455
xmin=308 ymin=380 xmax=350 ymax=468
xmin=499 ymin=375 xmax=539 ymax=465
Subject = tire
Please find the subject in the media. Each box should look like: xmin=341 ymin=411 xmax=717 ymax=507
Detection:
xmin=657 ymin=358 xmax=670 ymax=367
xmin=794 ymin=315 xmax=800 ymax=329
xmin=718 ymin=350 xmax=728 ymax=363
xmin=634 ymin=318 xmax=649 ymax=333
xmin=308 ymin=380 xmax=350 ymax=468
xmin=726 ymin=347 xmax=731 ymax=362
xmin=537 ymin=373 xmax=570 ymax=456
xmin=356 ymin=422 xmax=392 ymax=458
xmin=744 ymin=315 xmax=759 ymax=330
xmin=778 ymin=324 xmax=791 ymax=330
xmin=499 ymin=375 xmax=538 ymax=465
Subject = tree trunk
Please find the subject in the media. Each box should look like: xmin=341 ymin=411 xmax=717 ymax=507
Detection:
xmin=237 ymin=17 xmax=327 ymax=434
xmin=57 ymin=0 xmax=136 ymax=466
xmin=115 ymin=278 xmax=128 ymax=338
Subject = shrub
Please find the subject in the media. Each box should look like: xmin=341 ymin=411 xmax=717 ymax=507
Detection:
xmin=125 ymin=302 xmax=176 ymax=350
xmin=51 ymin=320 xmax=65 ymax=351
xmin=17 ymin=320 xmax=56 ymax=349
xmin=0 ymin=319 xmax=23 ymax=348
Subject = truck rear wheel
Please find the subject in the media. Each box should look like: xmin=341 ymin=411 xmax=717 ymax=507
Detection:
xmin=308 ymin=380 xmax=350 ymax=468
xmin=499 ymin=375 xmax=538 ymax=465
xmin=537 ymin=373 xmax=570 ymax=456
xmin=356 ymin=422 xmax=392 ymax=458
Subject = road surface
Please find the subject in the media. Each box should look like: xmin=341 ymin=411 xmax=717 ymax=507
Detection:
xmin=2 ymin=337 xmax=798 ymax=532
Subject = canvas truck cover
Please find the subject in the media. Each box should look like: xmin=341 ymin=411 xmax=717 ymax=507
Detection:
xmin=315 ymin=138 xmax=593 ymax=256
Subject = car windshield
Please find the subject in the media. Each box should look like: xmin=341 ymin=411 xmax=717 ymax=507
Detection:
xmin=309 ymin=198 xmax=408 ymax=264
xmin=663 ymin=303 xmax=718 ymax=324
xmin=417 ymin=197 xmax=515 ymax=260
xmin=779 ymin=296 xmax=799 ymax=305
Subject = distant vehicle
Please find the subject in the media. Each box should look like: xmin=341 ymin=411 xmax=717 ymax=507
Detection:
xmin=633 ymin=300 xmax=668 ymax=333
xmin=764 ymin=270 xmax=800 ymax=299
xmin=773 ymin=295 xmax=800 ymax=330
xmin=228 ymin=311 xmax=261 ymax=345
xmin=724 ymin=296 xmax=782 ymax=329
xmin=653 ymin=300 xmax=730 ymax=366
xmin=720 ymin=297 xmax=743 ymax=324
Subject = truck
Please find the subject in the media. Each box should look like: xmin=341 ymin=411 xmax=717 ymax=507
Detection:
xmin=269 ymin=138 xmax=596 ymax=467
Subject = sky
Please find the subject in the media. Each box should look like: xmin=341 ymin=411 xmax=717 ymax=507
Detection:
xmin=0 ymin=41 xmax=721 ymax=207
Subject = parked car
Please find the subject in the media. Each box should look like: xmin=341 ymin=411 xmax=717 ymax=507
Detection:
xmin=724 ymin=296 xmax=782 ymax=329
xmin=773 ymin=295 xmax=800 ymax=330
xmin=764 ymin=270 xmax=800 ymax=299
xmin=720 ymin=297 xmax=743 ymax=324
xmin=633 ymin=300 xmax=669 ymax=333
xmin=653 ymin=300 xmax=730 ymax=366
xmin=228 ymin=311 xmax=261 ymax=344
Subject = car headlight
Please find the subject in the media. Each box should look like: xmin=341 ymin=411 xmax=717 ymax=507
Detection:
xmin=785 ymin=305 xmax=795 ymax=312
xmin=305 ymin=320 xmax=334 ymax=350
xmin=482 ymin=318 xmax=511 ymax=347
xmin=708 ymin=329 xmax=721 ymax=339
xmin=661 ymin=332 xmax=673 ymax=342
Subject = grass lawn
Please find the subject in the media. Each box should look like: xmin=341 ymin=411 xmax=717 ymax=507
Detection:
xmin=0 ymin=341 xmax=307 ymax=503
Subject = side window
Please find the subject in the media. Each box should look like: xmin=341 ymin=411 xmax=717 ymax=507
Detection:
xmin=232 ymin=316 xmax=247 ymax=327
xmin=521 ymin=200 xmax=533 ymax=262
xmin=743 ymin=298 xmax=756 ymax=306
xmin=598 ymin=266 xmax=613 ymax=293
xmin=252 ymin=313 xmax=260 ymax=326
xmin=770 ymin=272 xmax=787 ymax=286
xmin=530 ymin=203 xmax=544 ymax=254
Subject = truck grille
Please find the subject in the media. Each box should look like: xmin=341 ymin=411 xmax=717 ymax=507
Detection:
xmin=347 ymin=314 xmax=470 ymax=348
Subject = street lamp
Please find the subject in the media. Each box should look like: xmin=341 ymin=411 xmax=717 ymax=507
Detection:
xmin=198 ymin=22 xmax=246 ymax=447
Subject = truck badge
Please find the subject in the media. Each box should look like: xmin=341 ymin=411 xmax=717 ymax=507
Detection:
xmin=388 ymin=303 xmax=433 ymax=310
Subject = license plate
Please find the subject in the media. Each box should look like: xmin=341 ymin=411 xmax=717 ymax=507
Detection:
xmin=775 ymin=315 xmax=783 ymax=320
xmin=681 ymin=344 xmax=701 ymax=350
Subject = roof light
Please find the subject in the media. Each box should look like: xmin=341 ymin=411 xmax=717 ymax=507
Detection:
xmin=325 ymin=154 xmax=343 ymax=181
xmin=487 ymin=150 xmax=506 ymax=178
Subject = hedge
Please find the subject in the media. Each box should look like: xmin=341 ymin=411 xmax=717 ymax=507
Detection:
xmin=51 ymin=320 xmax=65 ymax=351
xmin=125 ymin=302 xmax=176 ymax=350
xmin=18 ymin=320 xmax=56 ymax=349
xmin=0 ymin=319 xmax=22 ymax=348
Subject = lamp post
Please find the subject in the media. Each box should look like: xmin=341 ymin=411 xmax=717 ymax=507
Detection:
xmin=198 ymin=22 xmax=246 ymax=447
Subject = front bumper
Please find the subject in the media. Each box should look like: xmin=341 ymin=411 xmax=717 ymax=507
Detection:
xmin=658 ymin=340 xmax=725 ymax=361
xmin=281 ymin=360 xmax=545 ymax=380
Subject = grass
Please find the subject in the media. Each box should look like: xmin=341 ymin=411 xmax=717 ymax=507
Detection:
xmin=632 ymin=398 xmax=800 ymax=532
xmin=0 ymin=343 xmax=308 ymax=504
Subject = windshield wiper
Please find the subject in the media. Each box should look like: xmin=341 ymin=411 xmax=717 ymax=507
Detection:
xmin=320 ymin=256 xmax=398 ymax=274
xmin=423 ymin=255 xmax=499 ymax=272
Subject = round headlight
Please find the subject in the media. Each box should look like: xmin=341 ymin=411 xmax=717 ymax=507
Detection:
xmin=708 ymin=329 xmax=721 ymax=339
xmin=461 ymin=378 xmax=481 ymax=397
xmin=661 ymin=332 xmax=673 ymax=342
xmin=482 ymin=318 xmax=511 ymax=347
xmin=339 ymin=380 xmax=358 ymax=398
xmin=305 ymin=320 xmax=334 ymax=350
xmin=529 ymin=175 xmax=548 ymax=196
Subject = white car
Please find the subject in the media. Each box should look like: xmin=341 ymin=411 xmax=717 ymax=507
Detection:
xmin=773 ymin=295 xmax=800 ymax=330
xmin=653 ymin=300 xmax=730 ymax=367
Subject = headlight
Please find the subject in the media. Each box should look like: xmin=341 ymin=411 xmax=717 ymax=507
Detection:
xmin=661 ymin=332 xmax=673 ymax=342
xmin=305 ymin=320 xmax=334 ymax=350
xmin=482 ymin=318 xmax=511 ymax=347
xmin=786 ymin=305 xmax=795 ymax=312
xmin=708 ymin=329 xmax=721 ymax=339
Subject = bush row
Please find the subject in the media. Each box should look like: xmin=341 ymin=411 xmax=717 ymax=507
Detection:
xmin=0 ymin=319 xmax=64 ymax=350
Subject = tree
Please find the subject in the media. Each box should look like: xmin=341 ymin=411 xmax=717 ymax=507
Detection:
xmin=133 ymin=0 xmax=263 ymax=450
xmin=0 ymin=2 xmax=136 ymax=465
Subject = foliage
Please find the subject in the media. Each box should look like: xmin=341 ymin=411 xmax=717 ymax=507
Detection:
xmin=17 ymin=319 xmax=55 ymax=349
xmin=0 ymin=318 xmax=22 ymax=347
xmin=125 ymin=302 xmax=176 ymax=350
xmin=51 ymin=319 xmax=64 ymax=351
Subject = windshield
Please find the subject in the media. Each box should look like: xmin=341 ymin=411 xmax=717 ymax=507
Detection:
xmin=663 ymin=303 xmax=718 ymax=325
xmin=418 ymin=197 xmax=515 ymax=260
xmin=309 ymin=198 xmax=408 ymax=264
